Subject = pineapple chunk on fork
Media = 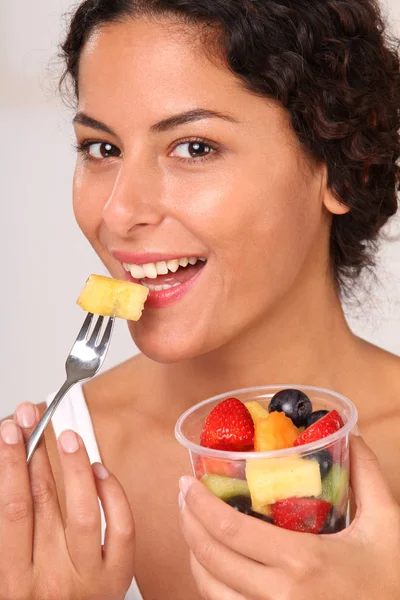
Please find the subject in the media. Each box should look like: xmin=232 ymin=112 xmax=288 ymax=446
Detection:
xmin=77 ymin=274 xmax=149 ymax=320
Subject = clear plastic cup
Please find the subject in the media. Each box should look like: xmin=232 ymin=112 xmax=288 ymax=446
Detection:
xmin=175 ymin=385 xmax=358 ymax=534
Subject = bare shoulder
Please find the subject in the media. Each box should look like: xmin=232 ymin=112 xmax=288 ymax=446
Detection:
xmin=358 ymin=338 xmax=400 ymax=394
xmin=354 ymin=339 xmax=400 ymax=501
xmin=334 ymin=335 xmax=400 ymax=426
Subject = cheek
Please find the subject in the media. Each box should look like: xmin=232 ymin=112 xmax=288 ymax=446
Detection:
xmin=196 ymin=155 xmax=323 ymax=322
xmin=239 ymin=183 xmax=321 ymax=289
xmin=72 ymin=165 xmax=108 ymax=241
xmin=246 ymin=185 xmax=312 ymax=263
xmin=174 ymin=152 xmax=321 ymax=276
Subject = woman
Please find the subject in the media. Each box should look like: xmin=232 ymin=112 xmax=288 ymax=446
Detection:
xmin=1 ymin=0 xmax=400 ymax=598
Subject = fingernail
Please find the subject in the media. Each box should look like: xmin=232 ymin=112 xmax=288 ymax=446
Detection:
xmin=93 ymin=462 xmax=109 ymax=480
xmin=58 ymin=430 xmax=79 ymax=453
xmin=179 ymin=476 xmax=193 ymax=500
xmin=1 ymin=420 xmax=20 ymax=445
xmin=351 ymin=426 xmax=361 ymax=437
xmin=15 ymin=403 xmax=36 ymax=429
xmin=178 ymin=491 xmax=186 ymax=510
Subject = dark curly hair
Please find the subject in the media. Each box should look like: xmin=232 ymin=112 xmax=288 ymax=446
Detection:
xmin=60 ymin=0 xmax=400 ymax=290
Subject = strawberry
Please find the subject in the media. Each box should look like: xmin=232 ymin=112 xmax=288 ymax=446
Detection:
xmin=194 ymin=456 xmax=246 ymax=480
xmin=200 ymin=398 xmax=254 ymax=451
xmin=272 ymin=497 xmax=332 ymax=534
xmin=293 ymin=410 xmax=344 ymax=447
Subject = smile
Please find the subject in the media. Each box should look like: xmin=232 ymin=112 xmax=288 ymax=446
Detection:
xmin=121 ymin=256 xmax=207 ymax=308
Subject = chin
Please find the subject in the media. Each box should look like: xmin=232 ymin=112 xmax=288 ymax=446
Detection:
xmin=127 ymin=318 xmax=220 ymax=364
xmin=127 ymin=320 xmax=197 ymax=363
xmin=133 ymin=338 xmax=205 ymax=364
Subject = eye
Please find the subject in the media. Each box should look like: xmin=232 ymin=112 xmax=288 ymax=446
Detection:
xmin=78 ymin=141 xmax=122 ymax=160
xmin=172 ymin=141 xmax=215 ymax=160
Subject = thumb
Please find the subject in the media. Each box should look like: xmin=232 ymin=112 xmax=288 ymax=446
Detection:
xmin=350 ymin=434 xmax=396 ymax=519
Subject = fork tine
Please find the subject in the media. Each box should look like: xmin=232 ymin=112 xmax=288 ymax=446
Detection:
xmin=88 ymin=315 xmax=104 ymax=347
xmin=97 ymin=317 xmax=115 ymax=354
xmin=76 ymin=312 xmax=94 ymax=342
xmin=27 ymin=312 xmax=115 ymax=465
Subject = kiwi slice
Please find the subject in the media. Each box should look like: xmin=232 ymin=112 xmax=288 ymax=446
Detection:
xmin=201 ymin=474 xmax=250 ymax=501
xmin=320 ymin=465 xmax=348 ymax=506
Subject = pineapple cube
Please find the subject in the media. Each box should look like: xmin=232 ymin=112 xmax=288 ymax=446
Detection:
xmin=246 ymin=457 xmax=322 ymax=511
xmin=245 ymin=401 xmax=270 ymax=423
xmin=77 ymin=275 xmax=149 ymax=321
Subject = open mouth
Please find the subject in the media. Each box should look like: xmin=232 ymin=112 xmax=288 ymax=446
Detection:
xmin=122 ymin=256 xmax=207 ymax=308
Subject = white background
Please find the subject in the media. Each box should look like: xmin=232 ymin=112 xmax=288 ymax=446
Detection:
xmin=1 ymin=0 xmax=399 ymax=415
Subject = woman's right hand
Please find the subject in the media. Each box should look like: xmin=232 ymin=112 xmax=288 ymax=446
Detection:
xmin=0 ymin=402 xmax=135 ymax=600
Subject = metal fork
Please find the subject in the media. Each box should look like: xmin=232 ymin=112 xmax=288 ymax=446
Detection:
xmin=26 ymin=313 xmax=114 ymax=464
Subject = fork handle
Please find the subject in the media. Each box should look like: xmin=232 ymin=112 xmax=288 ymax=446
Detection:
xmin=26 ymin=380 xmax=75 ymax=464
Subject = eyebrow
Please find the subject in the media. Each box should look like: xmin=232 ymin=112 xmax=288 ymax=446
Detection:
xmin=73 ymin=108 xmax=238 ymax=136
xmin=150 ymin=108 xmax=238 ymax=132
xmin=73 ymin=113 xmax=116 ymax=135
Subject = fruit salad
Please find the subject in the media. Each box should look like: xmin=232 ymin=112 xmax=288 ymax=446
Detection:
xmin=187 ymin=388 xmax=352 ymax=535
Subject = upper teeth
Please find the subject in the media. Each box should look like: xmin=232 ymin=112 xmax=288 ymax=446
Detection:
xmin=122 ymin=256 xmax=206 ymax=280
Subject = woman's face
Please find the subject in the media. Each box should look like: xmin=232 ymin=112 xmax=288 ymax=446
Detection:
xmin=73 ymin=17 xmax=338 ymax=362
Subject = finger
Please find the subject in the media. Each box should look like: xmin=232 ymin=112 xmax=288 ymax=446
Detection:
xmin=180 ymin=498 xmax=276 ymax=598
xmin=92 ymin=462 xmax=135 ymax=589
xmin=350 ymin=435 xmax=398 ymax=522
xmin=14 ymin=403 xmax=64 ymax=555
xmin=181 ymin=477 xmax=316 ymax=568
xmin=190 ymin=552 xmax=247 ymax=600
xmin=0 ymin=419 xmax=33 ymax=576
xmin=58 ymin=431 xmax=102 ymax=573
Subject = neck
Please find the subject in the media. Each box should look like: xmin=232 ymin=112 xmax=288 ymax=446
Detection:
xmin=150 ymin=270 xmax=358 ymax=418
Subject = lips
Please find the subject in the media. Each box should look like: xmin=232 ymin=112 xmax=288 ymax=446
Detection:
xmin=127 ymin=263 xmax=206 ymax=308
xmin=111 ymin=250 xmax=208 ymax=309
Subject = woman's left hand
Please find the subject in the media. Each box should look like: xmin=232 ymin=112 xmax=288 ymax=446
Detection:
xmin=179 ymin=436 xmax=400 ymax=600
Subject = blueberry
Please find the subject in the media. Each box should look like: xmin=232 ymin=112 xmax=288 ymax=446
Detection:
xmin=249 ymin=510 xmax=274 ymax=524
xmin=320 ymin=508 xmax=347 ymax=534
xmin=304 ymin=449 xmax=333 ymax=478
xmin=305 ymin=410 xmax=329 ymax=429
xmin=269 ymin=389 xmax=312 ymax=427
xmin=226 ymin=495 xmax=252 ymax=514
xmin=226 ymin=496 xmax=273 ymax=523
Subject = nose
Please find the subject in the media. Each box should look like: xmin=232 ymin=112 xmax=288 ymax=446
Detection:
xmin=102 ymin=160 xmax=165 ymax=237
